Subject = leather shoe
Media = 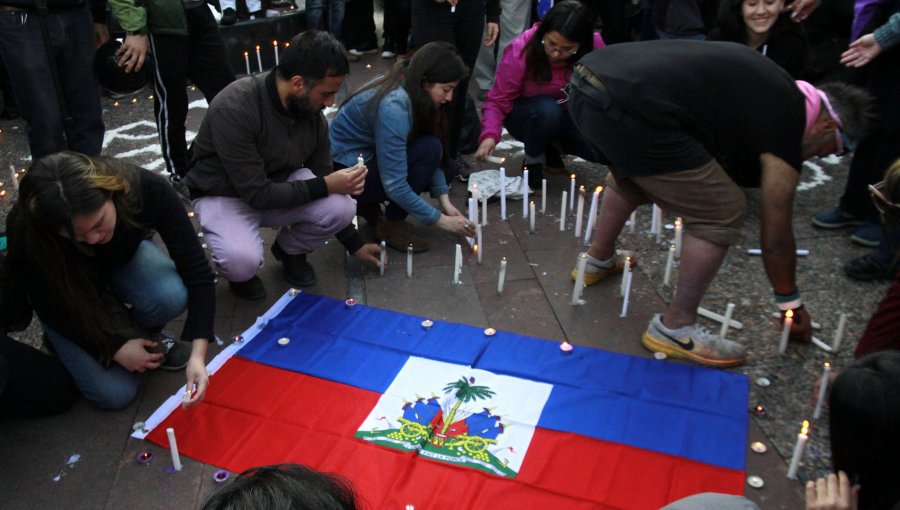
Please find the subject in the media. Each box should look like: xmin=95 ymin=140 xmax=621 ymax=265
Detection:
xmin=376 ymin=219 xmax=429 ymax=253
xmin=271 ymin=243 xmax=316 ymax=286
xmin=228 ymin=275 xmax=266 ymax=300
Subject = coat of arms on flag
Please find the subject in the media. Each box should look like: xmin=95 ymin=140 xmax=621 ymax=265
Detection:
xmin=356 ymin=357 xmax=553 ymax=477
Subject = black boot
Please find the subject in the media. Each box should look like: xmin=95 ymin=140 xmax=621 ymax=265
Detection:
xmin=271 ymin=243 xmax=316 ymax=286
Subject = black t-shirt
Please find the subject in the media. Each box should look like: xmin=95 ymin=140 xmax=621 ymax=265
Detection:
xmin=578 ymin=40 xmax=805 ymax=187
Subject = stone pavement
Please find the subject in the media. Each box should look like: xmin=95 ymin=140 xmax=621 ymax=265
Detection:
xmin=1 ymin=47 xmax=890 ymax=510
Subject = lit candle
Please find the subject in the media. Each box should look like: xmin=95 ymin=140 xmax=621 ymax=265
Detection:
xmin=663 ymin=243 xmax=675 ymax=286
xmin=166 ymin=428 xmax=182 ymax=472
xmin=569 ymin=174 xmax=576 ymax=212
xmin=522 ymin=168 xmax=529 ymax=219
xmin=407 ymin=245 xmax=413 ymax=278
xmin=720 ymin=303 xmax=736 ymax=339
xmin=583 ymin=186 xmax=601 ymax=246
xmin=481 ymin=195 xmax=487 ymax=226
xmin=453 ymin=244 xmax=462 ymax=284
xmin=529 ymin=201 xmax=536 ymax=233
xmin=497 ymin=257 xmax=507 ymax=293
xmin=255 ymin=44 xmax=262 ymax=72
xmin=541 ymin=178 xmax=547 ymax=214
xmin=476 ymin=224 xmax=483 ymax=264
xmin=379 ymin=240 xmax=386 ymax=276
xmin=650 ymin=204 xmax=660 ymax=234
xmin=500 ymin=167 xmax=507 ymax=221
xmin=628 ymin=210 xmax=636 ymax=233
xmin=474 ymin=244 xmax=479 ymax=265
xmin=786 ymin=420 xmax=809 ymax=479
xmin=244 ymin=51 xmax=250 ymax=75
xmin=273 ymin=40 xmax=279 ymax=66
xmin=467 ymin=197 xmax=476 ymax=247
xmin=559 ymin=190 xmax=567 ymax=231
xmin=574 ymin=186 xmax=585 ymax=237
xmin=779 ymin=309 xmax=794 ymax=354
xmin=831 ymin=313 xmax=847 ymax=352
xmin=571 ymin=253 xmax=587 ymax=305
xmin=813 ymin=362 xmax=832 ymax=420
xmin=357 ymin=154 xmax=364 ymax=167
xmin=485 ymin=155 xmax=505 ymax=164
xmin=620 ymin=264 xmax=633 ymax=317
xmin=472 ymin=184 xmax=480 ymax=224
xmin=8 ymin=164 xmax=18 ymax=191
xmin=450 ymin=3 xmax=456 ymax=12
xmin=674 ymin=217 xmax=683 ymax=257
xmin=620 ymin=256 xmax=632 ymax=297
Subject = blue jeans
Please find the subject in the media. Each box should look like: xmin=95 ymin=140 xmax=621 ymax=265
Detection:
xmin=0 ymin=7 xmax=103 ymax=158
xmin=42 ymin=240 xmax=188 ymax=410
xmin=305 ymin=0 xmax=345 ymax=39
xmin=504 ymin=95 xmax=596 ymax=164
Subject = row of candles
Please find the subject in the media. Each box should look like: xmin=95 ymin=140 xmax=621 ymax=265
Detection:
xmin=244 ymin=40 xmax=286 ymax=75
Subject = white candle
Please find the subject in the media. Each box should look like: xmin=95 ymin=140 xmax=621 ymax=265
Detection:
xmin=255 ymin=45 xmax=262 ymax=72
xmin=720 ymin=303 xmax=736 ymax=339
xmin=8 ymin=165 xmax=18 ymax=191
xmin=529 ymin=201 xmax=536 ymax=233
xmin=472 ymin=185 xmax=479 ymax=225
xmin=583 ymin=186 xmax=601 ymax=246
xmin=574 ymin=186 xmax=585 ymax=237
xmin=481 ymin=196 xmax=488 ymax=226
xmin=379 ymin=240 xmax=386 ymax=276
xmin=357 ymin=154 xmax=364 ymax=167
xmin=620 ymin=266 xmax=633 ymax=317
xmin=620 ymin=256 xmax=632 ymax=297
xmin=674 ymin=217 xmax=683 ymax=257
xmin=663 ymin=243 xmax=675 ymax=286
xmin=571 ymin=253 xmax=587 ymax=305
xmin=453 ymin=244 xmax=462 ymax=284
xmin=650 ymin=204 xmax=660 ymax=234
xmin=497 ymin=257 xmax=507 ymax=293
xmin=746 ymin=248 xmax=810 ymax=256
xmin=273 ymin=40 xmax=279 ymax=66
xmin=522 ymin=169 xmax=529 ymax=218
xmin=569 ymin=174 xmax=576 ymax=212
xmin=485 ymin=155 xmax=505 ymax=164
xmin=450 ymin=4 xmax=455 ymax=12
xmin=559 ymin=191 xmax=567 ymax=231
xmin=655 ymin=206 xmax=663 ymax=243
xmin=500 ymin=167 xmax=507 ymax=221
xmin=467 ymin=197 xmax=476 ymax=247
xmin=476 ymin=224 xmax=483 ymax=264
xmin=813 ymin=363 xmax=832 ymax=420
xmin=628 ymin=210 xmax=636 ymax=233
xmin=166 ymin=428 xmax=182 ymax=472
xmin=786 ymin=420 xmax=809 ymax=479
xmin=244 ymin=51 xmax=251 ymax=75
xmin=541 ymin=179 xmax=547 ymax=214
xmin=831 ymin=313 xmax=847 ymax=352
xmin=779 ymin=309 xmax=794 ymax=354
xmin=407 ymin=245 xmax=413 ymax=277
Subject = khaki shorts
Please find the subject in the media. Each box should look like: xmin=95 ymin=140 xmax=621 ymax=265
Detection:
xmin=607 ymin=160 xmax=747 ymax=246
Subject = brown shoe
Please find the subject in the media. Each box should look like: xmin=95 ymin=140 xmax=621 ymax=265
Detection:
xmin=376 ymin=219 xmax=429 ymax=253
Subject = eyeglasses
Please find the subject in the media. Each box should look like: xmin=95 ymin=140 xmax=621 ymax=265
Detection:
xmin=817 ymin=91 xmax=854 ymax=156
xmin=542 ymin=38 xmax=580 ymax=57
xmin=869 ymin=180 xmax=900 ymax=221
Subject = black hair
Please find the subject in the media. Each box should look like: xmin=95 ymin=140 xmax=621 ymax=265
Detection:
xmin=277 ymin=30 xmax=350 ymax=88
xmin=829 ymin=351 xmax=900 ymax=510
xmin=818 ymin=81 xmax=877 ymax=142
xmin=522 ymin=0 xmax=595 ymax=82
xmin=200 ymin=464 xmax=362 ymax=510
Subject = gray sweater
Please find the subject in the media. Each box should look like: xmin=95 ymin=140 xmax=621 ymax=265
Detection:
xmin=874 ymin=12 xmax=900 ymax=50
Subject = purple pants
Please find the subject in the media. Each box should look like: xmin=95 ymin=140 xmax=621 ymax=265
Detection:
xmin=193 ymin=168 xmax=356 ymax=282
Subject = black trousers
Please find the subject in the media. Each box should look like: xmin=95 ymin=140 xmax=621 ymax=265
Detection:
xmin=0 ymin=334 xmax=79 ymax=418
xmin=149 ymin=5 xmax=235 ymax=177
xmin=384 ymin=0 xmax=411 ymax=53
xmin=411 ymin=0 xmax=485 ymax=157
xmin=342 ymin=0 xmax=377 ymax=50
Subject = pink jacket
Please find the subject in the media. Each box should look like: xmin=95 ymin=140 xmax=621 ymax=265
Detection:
xmin=479 ymin=24 xmax=605 ymax=144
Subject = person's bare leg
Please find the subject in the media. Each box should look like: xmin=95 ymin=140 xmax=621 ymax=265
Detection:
xmin=662 ymin=232 xmax=729 ymax=329
xmin=586 ymin=186 xmax=638 ymax=261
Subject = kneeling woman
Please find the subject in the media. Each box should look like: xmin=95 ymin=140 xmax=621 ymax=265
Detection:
xmin=3 ymin=152 xmax=215 ymax=410
xmin=330 ymin=42 xmax=476 ymax=252
xmin=475 ymin=0 xmax=604 ymax=188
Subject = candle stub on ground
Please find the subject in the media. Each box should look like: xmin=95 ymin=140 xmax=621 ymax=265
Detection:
xmin=213 ymin=470 xmax=230 ymax=483
xmin=345 ymin=298 xmax=356 ymax=307
xmin=483 ymin=328 xmax=496 ymax=336
xmin=751 ymin=442 xmax=767 ymax=453
xmin=136 ymin=451 xmax=154 ymax=465
xmin=232 ymin=335 xmax=244 ymax=344
xmin=752 ymin=404 xmax=768 ymax=417
xmin=289 ymin=288 xmax=299 ymax=296
xmin=746 ymin=475 xmax=765 ymax=488
xmin=421 ymin=320 xmax=433 ymax=330
xmin=277 ymin=337 xmax=290 ymax=346
xmin=132 ymin=421 xmax=146 ymax=433
xmin=560 ymin=341 xmax=574 ymax=354
xmin=755 ymin=377 xmax=771 ymax=387
xmin=654 ymin=352 xmax=667 ymax=360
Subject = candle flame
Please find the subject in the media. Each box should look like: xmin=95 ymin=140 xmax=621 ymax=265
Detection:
xmin=502 ymin=257 xmax=506 ymax=262
xmin=474 ymin=244 xmax=479 ymax=254
xmin=255 ymin=45 xmax=260 ymax=50
xmin=285 ymin=42 xmax=290 ymax=47
xmin=675 ymin=218 xmax=682 ymax=226
xmin=670 ymin=243 xmax=676 ymax=250
xmin=596 ymin=185 xmax=603 ymax=193
xmin=273 ymin=40 xmax=278 ymax=46
xmin=570 ymin=174 xmax=575 ymax=179
xmin=579 ymin=185 xmax=585 ymax=191
xmin=0 ymin=190 xmax=6 ymax=197
xmin=785 ymin=309 xmax=794 ymax=319
xmin=801 ymin=420 xmax=809 ymax=435
xmin=824 ymin=362 xmax=831 ymax=368
xmin=244 ymin=51 xmax=249 ymax=56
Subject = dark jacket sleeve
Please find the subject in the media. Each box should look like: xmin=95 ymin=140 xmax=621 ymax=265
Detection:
xmin=0 ymin=252 xmax=33 ymax=334
xmin=485 ymin=0 xmax=500 ymax=24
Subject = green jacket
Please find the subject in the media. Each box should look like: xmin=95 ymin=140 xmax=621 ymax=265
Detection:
xmin=108 ymin=0 xmax=188 ymax=36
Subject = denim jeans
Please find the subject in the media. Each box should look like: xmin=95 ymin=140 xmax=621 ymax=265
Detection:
xmin=42 ymin=240 xmax=188 ymax=410
xmin=305 ymin=0 xmax=345 ymax=39
xmin=504 ymin=95 xmax=596 ymax=164
xmin=0 ymin=6 xmax=104 ymax=158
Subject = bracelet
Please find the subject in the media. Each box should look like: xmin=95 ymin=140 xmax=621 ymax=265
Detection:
xmin=774 ymin=293 xmax=802 ymax=311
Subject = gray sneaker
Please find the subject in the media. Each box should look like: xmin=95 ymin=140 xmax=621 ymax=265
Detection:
xmin=151 ymin=332 xmax=191 ymax=371
xmin=642 ymin=314 xmax=747 ymax=368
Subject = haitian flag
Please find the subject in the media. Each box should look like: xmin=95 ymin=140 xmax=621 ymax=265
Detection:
xmin=135 ymin=291 xmax=748 ymax=509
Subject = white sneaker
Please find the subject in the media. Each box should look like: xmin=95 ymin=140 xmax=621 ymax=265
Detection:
xmin=642 ymin=314 xmax=747 ymax=367
xmin=381 ymin=49 xmax=396 ymax=58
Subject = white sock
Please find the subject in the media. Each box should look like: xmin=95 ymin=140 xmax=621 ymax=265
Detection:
xmin=584 ymin=252 xmax=615 ymax=270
